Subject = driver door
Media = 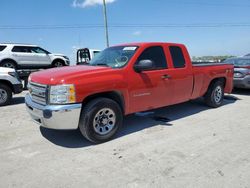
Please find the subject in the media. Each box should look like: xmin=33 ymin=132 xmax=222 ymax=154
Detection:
xmin=128 ymin=46 xmax=174 ymax=113
xmin=30 ymin=47 xmax=51 ymax=67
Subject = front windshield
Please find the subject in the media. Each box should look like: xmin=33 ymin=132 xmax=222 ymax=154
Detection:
xmin=89 ymin=46 xmax=138 ymax=68
xmin=234 ymin=59 xmax=250 ymax=67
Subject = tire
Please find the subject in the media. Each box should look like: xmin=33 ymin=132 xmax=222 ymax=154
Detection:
xmin=204 ymin=80 xmax=224 ymax=108
xmin=1 ymin=61 xmax=17 ymax=69
xmin=79 ymin=98 xmax=123 ymax=143
xmin=0 ymin=84 xmax=12 ymax=106
xmin=52 ymin=60 xmax=64 ymax=67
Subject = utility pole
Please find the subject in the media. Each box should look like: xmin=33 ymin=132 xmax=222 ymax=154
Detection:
xmin=103 ymin=0 xmax=109 ymax=47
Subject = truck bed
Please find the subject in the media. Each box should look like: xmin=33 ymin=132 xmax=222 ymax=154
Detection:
xmin=191 ymin=62 xmax=234 ymax=99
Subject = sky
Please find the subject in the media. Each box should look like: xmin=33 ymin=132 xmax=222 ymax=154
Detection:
xmin=0 ymin=0 xmax=250 ymax=63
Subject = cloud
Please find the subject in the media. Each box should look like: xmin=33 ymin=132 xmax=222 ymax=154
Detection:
xmin=132 ymin=31 xmax=142 ymax=36
xmin=72 ymin=0 xmax=116 ymax=8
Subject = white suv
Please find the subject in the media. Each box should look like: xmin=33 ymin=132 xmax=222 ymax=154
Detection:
xmin=0 ymin=43 xmax=70 ymax=69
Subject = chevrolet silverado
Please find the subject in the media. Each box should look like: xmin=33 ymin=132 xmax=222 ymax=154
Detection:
xmin=25 ymin=42 xmax=233 ymax=143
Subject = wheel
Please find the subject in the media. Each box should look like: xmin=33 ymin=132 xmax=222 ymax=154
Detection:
xmin=204 ymin=80 xmax=224 ymax=108
xmin=0 ymin=84 xmax=12 ymax=106
xmin=79 ymin=98 xmax=123 ymax=143
xmin=52 ymin=60 xmax=64 ymax=67
xmin=1 ymin=61 xmax=17 ymax=69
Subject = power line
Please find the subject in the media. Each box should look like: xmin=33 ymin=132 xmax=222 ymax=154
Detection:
xmin=1 ymin=23 xmax=250 ymax=30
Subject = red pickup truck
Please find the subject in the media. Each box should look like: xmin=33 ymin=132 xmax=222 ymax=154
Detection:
xmin=25 ymin=42 xmax=233 ymax=143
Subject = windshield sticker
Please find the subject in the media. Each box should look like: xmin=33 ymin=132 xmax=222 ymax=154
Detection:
xmin=123 ymin=47 xmax=137 ymax=51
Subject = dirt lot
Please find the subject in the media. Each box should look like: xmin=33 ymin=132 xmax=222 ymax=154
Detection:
xmin=0 ymin=90 xmax=250 ymax=188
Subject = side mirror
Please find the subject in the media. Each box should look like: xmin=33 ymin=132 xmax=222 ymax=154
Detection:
xmin=134 ymin=59 xmax=154 ymax=73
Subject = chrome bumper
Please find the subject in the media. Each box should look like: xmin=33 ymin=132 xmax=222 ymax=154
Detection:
xmin=25 ymin=94 xmax=82 ymax=130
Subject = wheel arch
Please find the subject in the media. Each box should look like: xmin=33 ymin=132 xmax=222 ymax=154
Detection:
xmin=204 ymin=77 xmax=226 ymax=97
xmin=0 ymin=80 xmax=14 ymax=92
xmin=52 ymin=58 xmax=65 ymax=66
xmin=81 ymin=91 xmax=125 ymax=114
xmin=208 ymin=77 xmax=226 ymax=89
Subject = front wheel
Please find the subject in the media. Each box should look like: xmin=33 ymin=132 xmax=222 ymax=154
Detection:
xmin=79 ymin=98 xmax=123 ymax=143
xmin=0 ymin=84 xmax=12 ymax=106
xmin=204 ymin=80 xmax=224 ymax=108
xmin=52 ymin=61 xmax=64 ymax=67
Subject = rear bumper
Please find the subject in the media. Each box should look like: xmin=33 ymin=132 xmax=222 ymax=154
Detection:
xmin=13 ymin=83 xmax=23 ymax=94
xmin=234 ymin=75 xmax=250 ymax=89
xmin=25 ymin=94 xmax=82 ymax=130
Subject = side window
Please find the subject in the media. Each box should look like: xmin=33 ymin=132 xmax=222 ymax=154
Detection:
xmin=137 ymin=46 xmax=167 ymax=69
xmin=169 ymin=46 xmax=186 ymax=68
xmin=12 ymin=46 xmax=31 ymax=53
xmin=0 ymin=45 xmax=7 ymax=52
xmin=30 ymin=47 xmax=47 ymax=54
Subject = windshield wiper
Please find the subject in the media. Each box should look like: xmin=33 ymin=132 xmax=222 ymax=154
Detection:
xmin=94 ymin=63 xmax=110 ymax=67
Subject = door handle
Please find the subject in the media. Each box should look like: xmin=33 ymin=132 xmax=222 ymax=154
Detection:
xmin=161 ymin=74 xmax=171 ymax=79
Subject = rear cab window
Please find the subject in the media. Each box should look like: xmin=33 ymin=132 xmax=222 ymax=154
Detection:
xmin=0 ymin=45 xmax=7 ymax=52
xmin=169 ymin=46 xmax=186 ymax=68
xmin=137 ymin=46 xmax=168 ymax=70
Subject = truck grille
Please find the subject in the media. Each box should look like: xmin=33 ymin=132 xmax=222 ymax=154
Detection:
xmin=28 ymin=82 xmax=48 ymax=105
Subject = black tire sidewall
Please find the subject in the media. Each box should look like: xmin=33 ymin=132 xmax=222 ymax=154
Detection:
xmin=206 ymin=81 xmax=224 ymax=107
xmin=1 ymin=61 xmax=17 ymax=69
xmin=0 ymin=84 xmax=12 ymax=106
xmin=79 ymin=98 xmax=123 ymax=143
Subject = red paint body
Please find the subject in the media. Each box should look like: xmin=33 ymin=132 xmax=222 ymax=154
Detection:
xmin=30 ymin=43 xmax=234 ymax=115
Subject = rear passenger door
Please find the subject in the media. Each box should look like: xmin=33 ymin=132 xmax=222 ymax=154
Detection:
xmin=11 ymin=46 xmax=39 ymax=67
xmin=167 ymin=45 xmax=193 ymax=104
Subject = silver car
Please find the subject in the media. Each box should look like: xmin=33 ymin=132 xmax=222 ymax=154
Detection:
xmin=224 ymin=57 xmax=250 ymax=89
xmin=0 ymin=43 xmax=70 ymax=69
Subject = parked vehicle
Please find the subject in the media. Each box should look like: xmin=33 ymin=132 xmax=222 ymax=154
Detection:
xmin=25 ymin=42 xmax=233 ymax=143
xmin=0 ymin=67 xmax=23 ymax=106
xmin=224 ymin=57 xmax=250 ymax=89
xmin=76 ymin=48 xmax=101 ymax=65
xmin=0 ymin=43 xmax=70 ymax=69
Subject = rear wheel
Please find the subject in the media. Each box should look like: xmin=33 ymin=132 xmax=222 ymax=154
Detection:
xmin=1 ymin=61 xmax=17 ymax=69
xmin=79 ymin=98 xmax=123 ymax=143
xmin=204 ymin=80 xmax=224 ymax=108
xmin=0 ymin=84 xmax=12 ymax=106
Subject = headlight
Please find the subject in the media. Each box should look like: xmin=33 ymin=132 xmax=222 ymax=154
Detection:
xmin=49 ymin=84 xmax=76 ymax=104
xmin=8 ymin=71 xmax=18 ymax=78
xmin=63 ymin=56 xmax=69 ymax=60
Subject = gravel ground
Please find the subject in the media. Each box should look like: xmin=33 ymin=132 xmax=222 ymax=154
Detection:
xmin=0 ymin=90 xmax=250 ymax=188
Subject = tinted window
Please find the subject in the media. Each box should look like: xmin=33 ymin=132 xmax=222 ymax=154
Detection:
xmin=0 ymin=45 xmax=7 ymax=51
xmin=234 ymin=59 xmax=250 ymax=66
xmin=169 ymin=46 xmax=186 ymax=68
xmin=12 ymin=46 xmax=31 ymax=53
xmin=30 ymin=47 xmax=48 ymax=54
xmin=137 ymin=46 xmax=167 ymax=69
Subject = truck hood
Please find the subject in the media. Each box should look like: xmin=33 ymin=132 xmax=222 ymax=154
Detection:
xmin=30 ymin=65 xmax=112 ymax=85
